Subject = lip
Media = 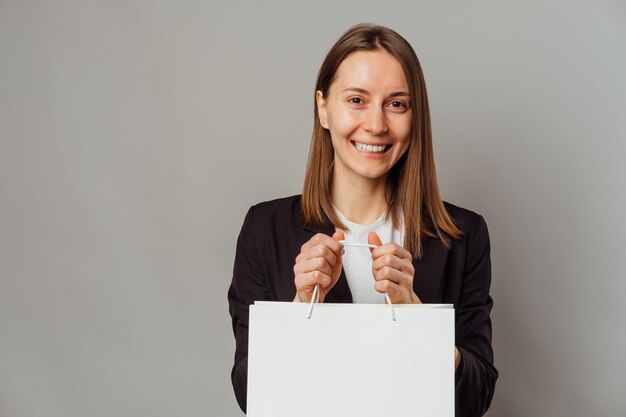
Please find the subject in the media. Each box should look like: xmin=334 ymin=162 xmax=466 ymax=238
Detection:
xmin=350 ymin=140 xmax=392 ymax=158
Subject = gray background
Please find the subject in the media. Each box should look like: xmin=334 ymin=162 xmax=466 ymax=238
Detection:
xmin=1 ymin=1 xmax=625 ymax=416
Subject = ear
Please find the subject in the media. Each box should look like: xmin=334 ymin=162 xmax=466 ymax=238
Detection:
xmin=316 ymin=90 xmax=329 ymax=129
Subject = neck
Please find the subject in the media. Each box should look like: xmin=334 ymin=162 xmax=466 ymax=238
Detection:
xmin=331 ymin=160 xmax=389 ymax=225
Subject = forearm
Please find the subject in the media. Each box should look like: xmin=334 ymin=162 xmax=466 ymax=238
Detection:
xmin=454 ymin=345 xmax=498 ymax=417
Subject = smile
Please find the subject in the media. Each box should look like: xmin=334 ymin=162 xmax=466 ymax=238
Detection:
xmin=351 ymin=140 xmax=392 ymax=155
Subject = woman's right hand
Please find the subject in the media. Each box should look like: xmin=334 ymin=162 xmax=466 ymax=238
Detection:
xmin=293 ymin=231 xmax=345 ymax=303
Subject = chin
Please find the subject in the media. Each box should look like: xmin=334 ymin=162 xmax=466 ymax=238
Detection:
xmin=354 ymin=168 xmax=389 ymax=180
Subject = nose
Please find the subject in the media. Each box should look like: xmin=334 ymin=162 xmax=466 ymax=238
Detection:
xmin=363 ymin=106 xmax=388 ymax=135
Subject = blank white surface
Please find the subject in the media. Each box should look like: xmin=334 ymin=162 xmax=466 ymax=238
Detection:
xmin=248 ymin=302 xmax=454 ymax=417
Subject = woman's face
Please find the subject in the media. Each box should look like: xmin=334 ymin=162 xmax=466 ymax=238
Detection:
xmin=316 ymin=50 xmax=412 ymax=183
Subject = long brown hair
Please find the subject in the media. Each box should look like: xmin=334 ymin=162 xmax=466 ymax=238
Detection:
xmin=302 ymin=23 xmax=462 ymax=259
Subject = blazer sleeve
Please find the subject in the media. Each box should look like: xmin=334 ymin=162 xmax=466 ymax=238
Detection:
xmin=227 ymin=205 xmax=270 ymax=413
xmin=454 ymin=215 xmax=499 ymax=417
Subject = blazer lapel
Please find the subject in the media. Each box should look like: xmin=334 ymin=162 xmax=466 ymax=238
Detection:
xmin=411 ymin=237 xmax=449 ymax=303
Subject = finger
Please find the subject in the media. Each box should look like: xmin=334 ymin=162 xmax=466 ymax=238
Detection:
xmin=296 ymin=240 xmax=338 ymax=265
xmin=368 ymin=231 xmax=383 ymax=256
xmin=373 ymin=279 xmax=404 ymax=300
xmin=374 ymin=279 xmax=417 ymax=304
xmin=371 ymin=241 xmax=412 ymax=261
xmin=301 ymin=232 xmax=343 ymax=255
xmin=330 ymin=230 xmax=345 ymax=275
xmin=332 ymin=230 xmax=345 ymax=242
xmin=372 ymin=265 xmax=406 ymax=285
xmin=372 ymin=253 xmax=407 ymax=272
xmin=293 ymin=256 xmax=332 ymax=276
xmin=302 ymin=243 xmax=337 ymax=266
xmin=298 ymin=270 xmax=332 ymax=289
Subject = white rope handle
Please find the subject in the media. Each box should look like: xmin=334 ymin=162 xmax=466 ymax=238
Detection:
xmin=306 ymin=282 xmax=321 ymax=319
xmin=306 ymin=240 xmax=396 ymax=321
xmin=384 ymin=292 xmax=396 ymax=321
xmin=338 ymin=240 xmax=378 ymax=249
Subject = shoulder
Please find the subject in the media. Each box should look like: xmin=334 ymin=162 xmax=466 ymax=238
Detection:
xmin=442 ymin=200 xmax=489 ymax=242
xmin=250 ymin=194 xmax=302 ymax=215
xmin=237 ymin=194 xmax=306 ymax=259
xmin=242 ymin=194 xmax=304 ymax=233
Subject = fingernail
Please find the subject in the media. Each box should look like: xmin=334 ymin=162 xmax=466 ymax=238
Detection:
xmin=341 ymin=248 xmax=345 ymax=255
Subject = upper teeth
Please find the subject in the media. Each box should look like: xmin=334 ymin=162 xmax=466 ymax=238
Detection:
xmin=355 ymin=142 xmax=386 ymax=152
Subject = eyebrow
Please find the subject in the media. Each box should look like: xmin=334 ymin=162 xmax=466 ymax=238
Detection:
xmin=341 ymin=87 xmax=410 ymax=97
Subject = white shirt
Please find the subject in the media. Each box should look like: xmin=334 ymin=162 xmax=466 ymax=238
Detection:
xmin=333 ymin=205 xmax=405 ymax=304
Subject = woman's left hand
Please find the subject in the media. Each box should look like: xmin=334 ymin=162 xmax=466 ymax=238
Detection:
xmin=368 ymin=232 xmax=421 ymax=304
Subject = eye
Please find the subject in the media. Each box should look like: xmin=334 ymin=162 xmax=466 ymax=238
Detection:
xmin=389 ymin=100 xmax=407 ymax=109
xmin=348 ymin=97 xmax=364 ymax=105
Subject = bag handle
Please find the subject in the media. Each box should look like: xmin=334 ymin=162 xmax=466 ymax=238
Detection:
xmin=306 ymin=241 xmax=396 ymax=321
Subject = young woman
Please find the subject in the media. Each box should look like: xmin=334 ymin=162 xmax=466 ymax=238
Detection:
xmin=228 ymin=23 xmax=497 ymax=417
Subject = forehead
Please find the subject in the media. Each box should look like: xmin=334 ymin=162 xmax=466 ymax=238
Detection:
xmin=332 ymin=50 xmax=408 ymax=93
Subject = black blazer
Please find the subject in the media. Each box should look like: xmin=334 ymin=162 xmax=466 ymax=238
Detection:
xmin=227 ymin=194 xmax=498 ymax=417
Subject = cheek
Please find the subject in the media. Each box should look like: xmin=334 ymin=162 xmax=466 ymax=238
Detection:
xmin=395 ymin=115 xmax=412 ymax=144
xmin=328 ymin=108 xmax=360 ymax=137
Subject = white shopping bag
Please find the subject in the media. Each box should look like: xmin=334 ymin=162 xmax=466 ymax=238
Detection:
xmin=248 ymin=299 xmax=454 ymax=417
